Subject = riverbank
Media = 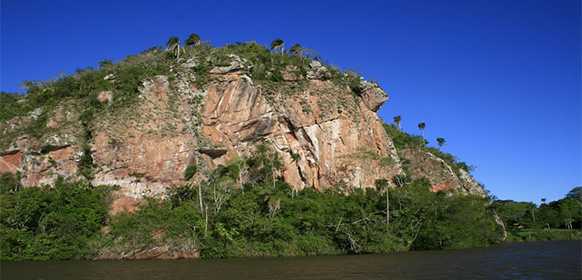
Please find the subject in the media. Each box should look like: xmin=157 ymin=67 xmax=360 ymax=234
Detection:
xmin=1 ymin=178 xmax=502 ymax=261
xmin=507 ymin=229 xmax=582 ymax=242
xmin=2 ymin=241 xmax=580 ymax=280
xmin=1 ymin=176 xmax=580 ymax=261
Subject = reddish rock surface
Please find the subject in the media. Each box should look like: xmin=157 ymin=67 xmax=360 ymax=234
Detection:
xmin=400 ymin=148 xmax=485 ymax=195
xmin=0 ymin=58 xmax=484 ymax=199
xmin=200 ymin=73 xmax=401 ymax=190
xmin=109 ymin=193 xmax=140 ymax=215
xmin=0 ymin=151 xmax=22 ymax=174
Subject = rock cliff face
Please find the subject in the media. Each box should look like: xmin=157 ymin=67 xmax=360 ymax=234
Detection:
xmin=399 ymin=148 xmax=485 ymax=196
xmin=0 ymin=48 xmax=484 ymax=200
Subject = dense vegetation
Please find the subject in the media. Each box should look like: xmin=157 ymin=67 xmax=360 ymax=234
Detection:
xmin=383 ymin=123 xmax=473 ymax=175
xmin=493 ymin=187 xmax=582 ymax=241
xmin=0 ymin=176 xmax=111 ymax=260
xmin=0 ymin=145 xmax=504 ymax=260
xmin=382 ymin=122 xmax=582 ymax=241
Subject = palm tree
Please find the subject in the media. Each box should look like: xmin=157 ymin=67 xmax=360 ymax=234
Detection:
xmin=271 ymin=38 xmax=284 ymax=54
xmin=185 ymin=33 xmax=201 ymax=47
xmin=436 ymin=137 xmax=446 ymax=148
xmin=375 ymin=179 xmax=390 ymax=225
xmin=393 ymin=115 xmax=401 ymax=130
xmin=166 ymin=36 xmax=181 ymax=60
xmin=289 ymin=43 xmax=303 ymax=57
xmin=418 ymin=122 xmax=426 ymax=138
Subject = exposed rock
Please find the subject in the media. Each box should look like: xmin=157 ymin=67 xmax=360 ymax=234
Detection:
xmin=88 ymin=74 xmax=198 ymax=199
xmin=46 ymin=105 xmax=74 ymax=129
xmin=181 ymin=58 xmax=198 ymax=69
xmin=306 ymin=60 xmax=331 ymax=80
xmin=399 ymin=148 xmax=485 ymax=196
xmin=0 ymin=56 xmax=483 ymax=198
xmin=200 ymin=73 xmax=402 ymax=190
xmin=282 ymin=65 xmax=304 ymax=81
xmin=0 ymin=150 xmax=22 ymax=174
xmin=458 ymin=168 xmax=486 ymax=196
xmin=198 ymin=147 xmax=228 ymax=159
xmin=20 ymin=145 xmax=82 ymax=186
xmin=109 ymin=192 xmax=140 ymax=215
xmin=359 ymin=81 xmax=388 ymax=112
xmin=97 ymin=90 xmax=113 ymax=104
xmin=29 ymin=108 xmax=43 ymax=120
xmin=209 ymin=54 xmax=250 ymax=74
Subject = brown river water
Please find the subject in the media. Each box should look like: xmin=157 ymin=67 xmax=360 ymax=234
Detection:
xmin=1 ymin=240 xmax=580 ymax=280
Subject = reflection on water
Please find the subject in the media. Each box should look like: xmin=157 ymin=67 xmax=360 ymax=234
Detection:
xmin=2 ymin=241 xmax=581 ymax=280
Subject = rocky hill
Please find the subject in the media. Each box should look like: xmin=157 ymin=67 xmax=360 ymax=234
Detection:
xmin=0 ymin=41 xmax=485 ymax=205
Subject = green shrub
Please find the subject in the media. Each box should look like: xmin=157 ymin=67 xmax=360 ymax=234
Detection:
xmin=0 ymin=179 xmax=111 ymax=260
xmin=184 ymin=165 xmax=197 ymax=180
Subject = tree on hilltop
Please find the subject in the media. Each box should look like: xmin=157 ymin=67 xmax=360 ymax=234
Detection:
xmin=166 ymin=36 xmax=182 ymax=60
xmin=436 ymin=137 xmax=446 ymax=148
xmin=289 ymin=43 xmax=303 ymax=57
xmin=418 ymin=122 xmax=426 ymax=137
xmin=393 ymin=115 xmax=401 ymax=130
xmin=271 ymin=38 xmax=284 ymax=54
xmin=185 ymin=33 xmax=201 ymax=47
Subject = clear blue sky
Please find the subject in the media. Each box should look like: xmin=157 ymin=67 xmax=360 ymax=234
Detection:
xmin=1 ymin=0 xmax=580 ymax=203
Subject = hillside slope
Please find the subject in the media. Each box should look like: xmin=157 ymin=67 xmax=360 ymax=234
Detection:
xmin=0 ymin=42 xmax=484 ymax=201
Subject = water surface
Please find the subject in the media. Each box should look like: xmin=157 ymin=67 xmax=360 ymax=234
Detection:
xmin=2 ymin=241 xmax=580 ymax=280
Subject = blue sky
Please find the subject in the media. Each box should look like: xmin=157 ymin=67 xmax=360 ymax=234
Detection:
xmin=1 ymin=0 xmax=580 ymax=202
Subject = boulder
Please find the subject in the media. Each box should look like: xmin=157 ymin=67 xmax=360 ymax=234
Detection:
xmin=359 ymin=81 xmax=388 ymax=112
xmin=97 ymin=91 xmax=113 ymax=104
xmin=306 ymin=60 xmax=331 ymax=80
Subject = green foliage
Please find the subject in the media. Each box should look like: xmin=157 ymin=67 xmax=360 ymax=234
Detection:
xmin=0 ymin=179 xmax=111 ymax=260
xmin=166 ymin=36 xmax=180 ymax=49
xmin=383 ymin=124 xmax=426 ymax=150
xmin=493 ymin=187 xmax=582 ymax=240
xmin=0 ymin=172 xmax=21 ymax=194
xmin=566 ymin=186 xmax=582 ymax=201
xmin=289 ymin=43 xmax=303 ymax=56
xmin=0 ymin=50 xmax=173 ymax=148
xmin=1 ymin=39 xmax=366 ymax=145
xmin=0 ymin=93 xmax=31 ymax=122
xmin=245 ymin=143 xmax=283 ymax=186
xmin=411 ymin=193 xmax=500 ymax=249
xmin=185 ymin=33 xmax=201 ymax=47
xmin=393 ymin=115 xmax=401 ymax=127
xmin=1 ymin=142 xmax=507 ymax=261
xmin=104 ymin=199 xmax=202 ymax=249
xmin=508 ymin=229 xmax=582 ymax=242
xmin=383 ymin=124 xmax=473 ymax=174
xmin=493 ymin=200 xmax=537 ymax=229
xmin=270 ymin=38 xmax=284 ymax=51
xmin=79 ymin=145 xmax=94 ymax=180
xmin=0 ymin=176 xmax=504 ymax=260
xmin=344 ymin=71 xmax=365 ymax=95
xmin=104 ymin=170 xmax=501 ymax=259
xmin=436 ymin=137 xmax=446 ymax=147
xmin=184 ymin=164 xmax=198 ymax=180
